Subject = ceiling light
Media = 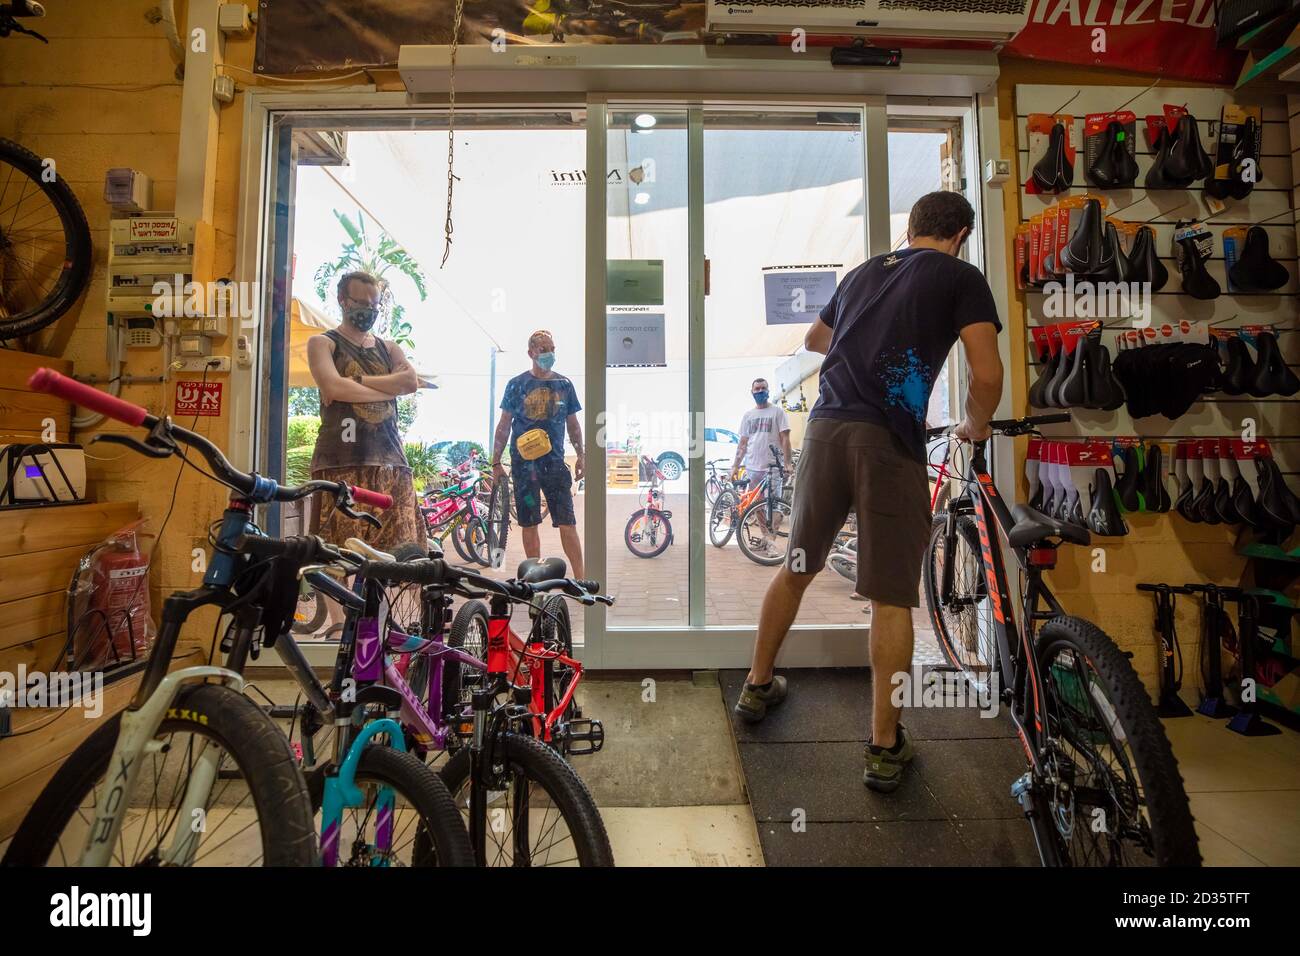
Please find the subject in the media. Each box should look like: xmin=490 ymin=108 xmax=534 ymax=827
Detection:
xmin=634 ymin=113 xmax=657 ymax=129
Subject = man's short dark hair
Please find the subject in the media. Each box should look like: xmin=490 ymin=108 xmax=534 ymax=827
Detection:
xmin=752 ymin=378 xmax=768 ymax=389
xmin=336 ymin=270 xmax=381 ymax=300
xmin=907 ymin=191 xmax=975 ymax=243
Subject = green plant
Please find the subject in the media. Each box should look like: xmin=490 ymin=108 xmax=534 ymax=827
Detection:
xmin=287 ymin=415 xmax=321 ymax=450
xmin=285 ymin=446 xmax=314 ymax=486
xmin=288 ymin=387 xmax=320 ymax=417
xmin=312 ymin=211 xmax=425 ymax=351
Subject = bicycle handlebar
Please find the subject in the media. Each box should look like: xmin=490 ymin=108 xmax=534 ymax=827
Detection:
xmin=29 ymin=368 xmax=390 ymax=513
xmin=925 ymin=413 xmax=1071 ymax=441
xmin=356 ymin=556 xmax=614 ymax=606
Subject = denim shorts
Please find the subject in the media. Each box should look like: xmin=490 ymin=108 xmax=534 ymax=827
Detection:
xmin=513 ymin=457 xmax=576 ymax=528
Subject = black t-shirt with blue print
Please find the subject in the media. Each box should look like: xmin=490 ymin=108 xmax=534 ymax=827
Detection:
xmin=809 ymin=247 xmax=1001 ymax=461
xmin=500 ymin=371 xmax=581 ymax=467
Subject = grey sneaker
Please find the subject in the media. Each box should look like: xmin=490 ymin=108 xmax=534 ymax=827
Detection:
xmin=733 ymin=675 xmax=788 ymax=723
xmin=863 ymin=724 xmax=914 ymax=793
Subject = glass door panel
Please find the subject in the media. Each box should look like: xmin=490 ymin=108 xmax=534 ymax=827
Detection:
xmin=603 ymin=107 xmax=690 ymax=628
xmin=702 ymin=108 xmax=866 ymax=627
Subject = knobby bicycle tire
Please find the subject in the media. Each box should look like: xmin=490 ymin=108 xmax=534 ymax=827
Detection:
xmin=0 ymin=137 xmax=93 ymax=339
xmin=1035 ymin=615 xmax=1200 ymax=867
xmin=3 ymin=684 xmax=317 ymax=867
xmin=438 ymin=732 xmax=614 ymax=866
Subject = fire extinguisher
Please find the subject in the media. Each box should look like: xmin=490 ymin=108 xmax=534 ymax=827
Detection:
xmin=77 ymin=521 xmax=155 ymax=669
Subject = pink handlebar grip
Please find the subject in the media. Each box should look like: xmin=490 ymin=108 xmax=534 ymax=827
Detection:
xmin=351 ymin=485 xmax=393 ymax=510
xmin=28 ymin=368 xmax=150 ymax=427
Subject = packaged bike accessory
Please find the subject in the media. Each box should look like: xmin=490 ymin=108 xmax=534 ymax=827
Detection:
xmin=1214 ymin=329 xmax=1255 ymax=395
xmin=1113 ymin=440 xmax=1144 ymax=513
xmin=1192 ymin=440 xmax=1222 ymax=525
xmin=1041 ymin=203 xmax=1063 ymax=277
xmin=1027 ymin=113 xmax=1076 ymax=195
xmin=1163 ymin=108 xmax=1215 ymax=185
xmin=515 ymin=427 xmax=553 ymax=461
xmin=1205 ymin=106 xmax=1262 ymax=203
xmin=1028 ymin=326 xmax=1057 ymax=408
xmin=1029 ymin=213 xmax=1045 ymax=284
xmin=1173 ymin=220 xmax=1220 ymax=299
xmin=1059 ymin=197 xmax=1108 ymax=276
xmin=1174 ymin=440 xmax=1198 ymax=522
xmin=67 ymin=518 xmax=156 ymax=672
xmin=1143 ymin=441 xmax=1173 ymax=513
xmin=1015 ymin=223 xmax=1032 ymax=290
xmin=1026 ymin=437 xmax=1044 ymax=510
xmin=1084 ymin=111 xmax=1139 ymax=188
xmin=1226 ymin=226 xmax=1290 ymax=292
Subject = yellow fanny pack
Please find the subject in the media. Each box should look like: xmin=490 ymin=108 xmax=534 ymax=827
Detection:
xmin=515 ymin=427 xmax=553 ymax=461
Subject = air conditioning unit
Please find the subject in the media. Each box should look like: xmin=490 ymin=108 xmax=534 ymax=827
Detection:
xmin=294 ymin=129 xmax=348 ymax=167
xmin=707 ymin=0 xmax=1031 ymax=43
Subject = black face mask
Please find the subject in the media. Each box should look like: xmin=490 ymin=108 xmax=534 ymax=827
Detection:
xmin=343 ymin=305 xmax=378 ymax=333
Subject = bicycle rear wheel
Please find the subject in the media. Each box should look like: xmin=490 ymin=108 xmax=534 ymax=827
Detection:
xmin=2 ymin=684 xmax=316 ymax=866
xmin=737 ymin=499 xmax=791 ymax=566
xmin=438 ymin=732 xmax=613 ymax=866
xmin=709 ymin=490 xmax=737 ymax=548
xmin=0 ymin=138 xmax=93 ymax=339
xmin=485 ymin=472 xmax=511 ymax=567
xmin=1033 ymin=615 xmax=1200 ymax=867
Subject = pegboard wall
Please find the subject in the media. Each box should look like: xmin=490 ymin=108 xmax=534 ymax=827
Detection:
xmin=1014 ymin=83 xmax=1299 ymax=475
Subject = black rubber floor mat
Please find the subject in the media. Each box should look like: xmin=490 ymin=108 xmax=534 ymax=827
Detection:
xmin=721 ymin=668 xmax=1038 ymax=866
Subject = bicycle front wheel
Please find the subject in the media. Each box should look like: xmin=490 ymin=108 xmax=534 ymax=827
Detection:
xmin=624 ymin=508 xmax=671 ymax=558
xmin=1033 ymin=615 xmax=1200 ymax=867
xmin=439 ymin=733 xmax=613 ymax=867
xmin=315 ymin=745 xmax=473 ymax=867
xmin=2 ymin=684 xmax=316 ymax=866
xmin=923 ymin=513 xmax=997 ymax=696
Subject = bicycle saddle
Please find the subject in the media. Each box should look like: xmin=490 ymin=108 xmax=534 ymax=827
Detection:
xmin=1232 ymin=472 xmax=1261 ymax=528
xmin=1088 ymin=469 xmax=1129 ymax=536
xmin=1257 ymin=456 xmax=1300 ymax=535
xmin=1249 ymin=330 xmax=1300 ymax=397
xmin=1115 ymin=446 xmax=1142 ymax=511
xmin=1213 ymin=474 xmax=1243 ymax=525
xmin=1145 ymin=126 xmax=1177 ymax=189
xmin=1163 ymin=113 xmax=1214 ymax=184
xmin=1087 ymin=331 xmax=1126 ymax=411
xmin=1046 ymin=339 xmax=1075 ymax=408
xmin=517 ymin=556 xmax=567 ymax=583
xmin=1127 ymin=225 xmax=1169 ymax=292
xmin=1032 ymin=122 xmax=1074 ymax=194
xmin=1193 ymin=476 xmax=1221 ymax=525
xmin=1206 ymin=116 xmax=1259 ymax=201
xmin=1107 ymin=221 xmax=1133 ymax=283
xmin=1142 ymin=444 xmax=1173 ymax=513
xmin=1058 ymin=334 xmax=1089 ymax=408
xmin=1028 ymin=339 xmax=1055 ymax=408
xmin=1059 ymin=199 xmax=1108 ymax=275
xmin=1229 ymin=227 xmax=1289 ymax=292
xmin=346 ymin=537 xmax=397 ymax=563
xmin=1007 ymin=503 xmax=1091 ymax=549
xmin=1177 ymin=233 xmax=1220 ymax=300
xmin=1088 ymin=120 xmax=1140 ymax=188
xmin=1218 ymin=335 xmax=1254 ymax=395
xmin=1174 ymin=470 xmax=1198 ymax=523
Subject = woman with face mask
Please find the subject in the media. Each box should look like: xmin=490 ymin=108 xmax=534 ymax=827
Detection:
xmin=305 ymin=271 xmax=422 ymax=561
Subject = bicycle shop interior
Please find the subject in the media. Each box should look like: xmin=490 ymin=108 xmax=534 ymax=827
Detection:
xmin=0 ymin=0 xmax=1298 ymax=873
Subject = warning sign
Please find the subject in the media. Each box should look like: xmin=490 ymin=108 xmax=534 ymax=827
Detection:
xmin=175 ymin=381 xmax=223 ymax=417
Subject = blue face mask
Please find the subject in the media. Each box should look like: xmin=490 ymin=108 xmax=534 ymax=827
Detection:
xmin=536 ymin=351 xmax=556 ymax=371
xmin=753 ymin=390 xmax=768 ymax=405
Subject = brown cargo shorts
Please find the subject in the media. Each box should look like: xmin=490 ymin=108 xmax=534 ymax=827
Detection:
xmin=785 ymin=418 xmax=931 ymax=608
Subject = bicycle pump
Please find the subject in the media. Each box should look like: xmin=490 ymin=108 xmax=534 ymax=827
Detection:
xmin=1137 ymin=583 xmax=1193 ymax=718
xmin=1183 ymin=584 xmax=1237 ymax=720
xmin=1222 ymin=589 xmax=1281 ymax=737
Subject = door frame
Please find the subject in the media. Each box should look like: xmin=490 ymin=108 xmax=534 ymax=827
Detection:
xmin=234 ymin=71 xmax=1009 ymax=671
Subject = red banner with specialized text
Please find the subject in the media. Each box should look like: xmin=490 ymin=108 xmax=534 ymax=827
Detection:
xmin=1004 ymin=0 xmax=1244 ymax=84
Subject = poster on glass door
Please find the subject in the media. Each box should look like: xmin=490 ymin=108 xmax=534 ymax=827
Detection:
xmin=607 ymin=311 xmax=666 ymax=367
xmin=762 ymin=266 xmax=839 ymax=325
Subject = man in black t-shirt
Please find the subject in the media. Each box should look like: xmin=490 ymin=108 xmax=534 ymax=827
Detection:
xmin=734 ymin=192 xmax=1005 ymax=794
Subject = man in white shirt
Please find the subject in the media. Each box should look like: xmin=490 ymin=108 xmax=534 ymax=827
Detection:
xmin=732 ymin=377 xmax=793 ymax=495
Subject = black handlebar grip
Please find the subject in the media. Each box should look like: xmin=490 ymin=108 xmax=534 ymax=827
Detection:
xmin=358 ymin=558 xmax=446 ymax=586
xmin=575 ymin=579 xmax=600 ymax=594
xmin=234 ymin=534 xmax=289 ymax=558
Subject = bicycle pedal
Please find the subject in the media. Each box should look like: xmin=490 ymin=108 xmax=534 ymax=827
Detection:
xmin=564 ymin=717 xmax=604 ymax=756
